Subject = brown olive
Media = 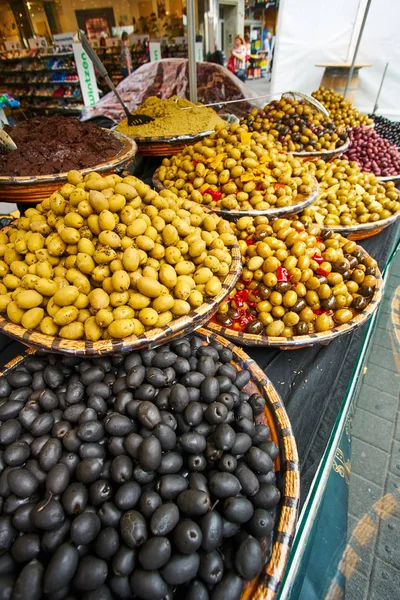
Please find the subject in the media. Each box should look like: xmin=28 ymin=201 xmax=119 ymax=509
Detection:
xmin=359 ymin=285 xmax=374 ymax=297
xmin=351 ymin=296 xmax=369 ymax=311
xmin=295 ymin=321 xmax=308 ymax=335
xmin=245 ymin=320 xmax=264 ymax=335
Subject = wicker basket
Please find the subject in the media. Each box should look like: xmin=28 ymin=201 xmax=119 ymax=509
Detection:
xmin=319 ymin=208 xmax=400 ymax=240
xmin=207 ymin=245 xmax=383 ymax=350
xmin=0 ymin=329 xmax=299 ymax=600
xmin=0 ymin=243 xmax=241 ymax=357
xmin=153 ymin=169 xmax=320 ymax=221
xmin=0 ymin=131 xmax=137 ymax=204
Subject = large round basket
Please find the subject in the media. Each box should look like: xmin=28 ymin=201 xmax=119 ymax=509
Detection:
xmin=153 ymin=169 xmax=319 ymax=221
xmin=0 ymin=131 xmax=137 ymax=204
xmin=133 ymin=114 xmax=239 ymax=157
xmin=207 ymin=245 xmax=383 ymax=350
xmin=0 ymin=329 xmax=300 ymax=600
xmin=318 ymin=208 xmax=400 ymax=240
xmin=0 ymin=243 xmax=241 ymax=357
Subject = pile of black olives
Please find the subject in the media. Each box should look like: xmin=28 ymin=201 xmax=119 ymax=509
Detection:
xmin=370 ymin=114 xmax=400 ymax=147
xmin=0 ymin=335 xmax=280 ymax=600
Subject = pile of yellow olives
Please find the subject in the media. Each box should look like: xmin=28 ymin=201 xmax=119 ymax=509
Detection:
xmin=0 ymin=171 xmax=237 ymax=340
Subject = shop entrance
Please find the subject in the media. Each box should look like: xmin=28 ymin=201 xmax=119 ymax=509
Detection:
xmin=218 ymin=3 xmax=237 ymax=55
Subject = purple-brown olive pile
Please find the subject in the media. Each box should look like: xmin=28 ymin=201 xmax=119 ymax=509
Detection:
xmin=0 ymin=335 xmax=280 ymax=600
xmin=370 ymin=115 xmax=400 ymax=148
xmin=344 ymin=126 xmax=400 ymax=177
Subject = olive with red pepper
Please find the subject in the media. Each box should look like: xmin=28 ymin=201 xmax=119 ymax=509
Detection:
xmin=215 ymin=216 xmax=379 ymax=337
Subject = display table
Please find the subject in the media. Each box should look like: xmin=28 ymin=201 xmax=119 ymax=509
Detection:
xmin=0 ymin=213 xmax=398 ymax=599
xmin=316 ymin=63 xmax=372 ymax=103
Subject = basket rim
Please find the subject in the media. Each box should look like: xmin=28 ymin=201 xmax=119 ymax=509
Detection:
xmin=0 ymin=331 xmax=299 ymax=599
xmin=207 ymin=244 xmax=383 ymax=348
xmin=153 ymin=169 xmax=319 ymax=219
xmin=0 ymin=130 xmax=137 ymax=185
xmin=290 ymin=137 xmax=350 ymax=157
xmin=0 ymin=243 xmax=242 ymax=356
xmin=319 ymin=207 xmax=400 ymax=234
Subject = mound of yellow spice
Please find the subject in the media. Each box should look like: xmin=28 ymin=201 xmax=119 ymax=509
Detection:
xmin=117 ymin=96 xmax=226 ymax=138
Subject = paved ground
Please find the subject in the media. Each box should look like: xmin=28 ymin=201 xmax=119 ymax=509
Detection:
xmin=346 ymin=249 xmax=400 ymax=599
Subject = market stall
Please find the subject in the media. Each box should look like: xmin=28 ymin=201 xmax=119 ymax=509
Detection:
xmin=0 ymin=48 xmax=399 ymax=599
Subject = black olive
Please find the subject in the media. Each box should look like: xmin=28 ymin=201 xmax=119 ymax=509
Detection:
xmin=157 ymin=474 xmax=188 ymax=500
xmin=234 ymin=535 xmax=262 ymax=580
xmin=98 ymin=502 xmax=122 ymax=528
xmin=199 ymin=510 xmax=223 ymax=552
xmin=89 ymin=480 xmax=113 ymax=506
xmin=152 ymin=423 xmax=176 ymax=451
xmin=130 ymin=569 xmax=169 ymax=600
xmin=114 ymin=481 xmax=141 ymax=511
xmin=168 ymin=383 xmax=190 ymax=412
xmin=133 ymin=465 xmax=154 ymax=484
xmin=258 ymin=440 xmax=279 ymax=460
xmin=177 ymin=490 xmax=211 ymax=516
xmin=94 ymin=527 xmax=119 ymax=559
xmin=109 ymin=574 xmax=131 ymax=599
xmin=180 ymin=372 xmax=205 ymax=388
xmin=235 ymin=417 xmax=255 ymax=437
xmin=0 ymin=552 xmax=16 ymax=576
xmin=0 ymin=377 xmax=12 ymax=398
xmin=12 ymin=558 xmax=44 ymax=600
xmin=187 ymin=579 xmax=209 ymax=600
xmin=110 ymin=455 xmax=133 ymax=484
xmin=150 ymin=503 xmax=180 ymax=536
xmin=223 ymin=496 xmax=254 ymax=524
xmin=138 ymin=536 xmax=171 ymax=570
xmin=87 ymin=381 xmax=110 ymax=399
xmin=252 ymin=482 xmax=281 ymax=509
xmin=8 ymin=468 xmax=39 ymax=498
xmin=12 ymin=503 xmax=36 ymax=533
xmin=120 ymin=510 xmax=147 ymax=548
xmin=104 ymin=414 xmax=135 ymax=436
xmin=218 ymin=454 xmax=237 ymax=472
xmin=252 ymin=424 xmax=270 ymax=445
xmin=38 ymin=438 xmax=62 ymax=472
xmin=235 ymin=401 xmax=253 ymax=420
xmin=247 ymin=508 xmax=274 ymax=538
xmin=161 ymin=552 xmax=200 ymax=585
xmin=71 ymin=512 xmax=101 ymax=545
xmin=112 ymin=544 xmax=136 ymax=576
xmin=199 ymin=550 xmax=224 ymax=585
xmin=73 ymin=555 xmax=108 ymax=591
xmin=41 ymin=519 xmax=70 ymax=553
xmin=138 ymin=435 xmax=162 ymax=471
xmin=0 ymin=516 xmax=16 ymax=554
xmin=65 ymin=381 xmax=85 ymax=405
xmin=200 ymin=377 xmax=220 ymax=404
xmin=0 ymin=401 xmax=26 ymax=421
xmin=7 ymin=371 xmax=32 ymax=388
xmin=122 ymin=433 xmax=143 ymax=459
xmin=45 ymin=463 xmax=70 ymax=495
xmin=77 ymin=421 xmax=105 ymax=443
xmin=62 ymin=482 xmax=88 ymax=515
xmin=0 ymin=419 xmax=22 ymax=445
xmin=4 ymin=441 xmax=30 ymax=467
xmin=136 ymin=401 xmax=162 ymax=430
xmin=31 ymin=498 xmax=65 ymax=531
xmin=209 ymin=473 xmax=241 ymax=499
xmin=43 ymin=542 xmax=79 ymax=594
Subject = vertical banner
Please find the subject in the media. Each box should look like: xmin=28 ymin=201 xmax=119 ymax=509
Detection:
xmin=149 ymin=42 xmax=161 ymax=62
xmin=73 ymin=43 xmax=100 ymax=107
xmin=195 ymin=42 xmax=203 ymax=62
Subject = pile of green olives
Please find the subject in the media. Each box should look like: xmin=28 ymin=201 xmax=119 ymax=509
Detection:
xmin=0 ymin=335 xmax=280 ymax=599
xmin=312 ymin=87 xmax=373 ymax=129
xmin=215 ymin=216 xmax=378 ymax=337
xmin=300 ymin=158 xmax=400 ymax=226
xmin=159 ymin=123 xmax=315 ymax=212
xmin=241 ymin=97 xmax=348 ymax=152
xmin=0 ymin=170 xmax=237 ymax=340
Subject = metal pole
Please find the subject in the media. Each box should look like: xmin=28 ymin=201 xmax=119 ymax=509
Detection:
xmin=187 ymin=0 xmax=197 ymax=103
xmin=344 ymin=0 xmax=373 ymax=98
xmin=373 ymin=62 xmax=388 ymax=114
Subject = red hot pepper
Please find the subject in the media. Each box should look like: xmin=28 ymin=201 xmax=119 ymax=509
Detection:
xmin=316 ymin=237 xmax=323 ymax=243
xmin=232 ymin=289 xmax=249 ymax=307
xmin=312 ymin=253 xmax=324 ymax=265
xmin=239 ymin=314 xmax=255 ymax=328
xmin=316 ymin=268 xmax=329 ymax=277
xmin=276 ymin=266 xmax=293 ymax=282
xmin=245 ymin=238 xmax=255 ymax=246
xmin=193 ymin=160 xmax=198 ymax=166
xmin=313 ymin=308 xmax=329 ymax=315
xmin=274 ymin=183 xmax=286 ymax=190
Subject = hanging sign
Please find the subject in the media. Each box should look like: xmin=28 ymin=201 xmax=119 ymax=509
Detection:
xmin=73 ymin=42 xmax=100 ymax=107
xmin=149 ymin=42 xmax=161 ymax=62
xmin=4 ymin=40 xmax=22 ymax=51
xmin=28 ymin=37 xmax=47 ymax=49
xmin=53 ymin=33 xmax=74 ymax=51
xmin=195 ymin=42 xmax=203 ymax=62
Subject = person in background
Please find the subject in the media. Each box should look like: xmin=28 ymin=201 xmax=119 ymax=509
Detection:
xmin=120 ymin=31 xmax=132 ymax=79
xmin=231 ymin=35 xmax=247 ymax=82
xmin=263 ymin=31 xmax=275 ymax=78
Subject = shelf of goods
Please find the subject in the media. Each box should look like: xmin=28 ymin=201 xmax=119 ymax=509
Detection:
xmin=0 ymin=50 xmax=85 ymax=114
xmin=94 ymin=46 xmax=150 ymax=88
